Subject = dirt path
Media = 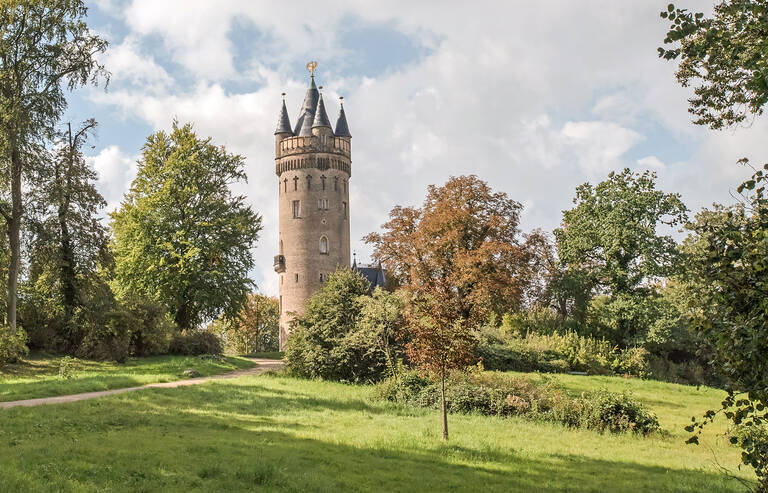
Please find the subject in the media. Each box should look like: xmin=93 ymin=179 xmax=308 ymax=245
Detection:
xmin=0 ymin=358 xmax=284 ymax=410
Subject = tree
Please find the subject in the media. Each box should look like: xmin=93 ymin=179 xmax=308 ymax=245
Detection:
xmin=366 ymin=175 xmax=532 ymax=439
xmin=683 ymin=163 xmax=768 ymax=491
xmin=0 ymin=0 xmax=108 ymax=331
xmin=554 ymin=168 xmax=688 ymax=346
xmin=365 ymin=175 xmax=534 ymax=327
xmin=403 ymin=290 xmax=476 ymax=440
xmin=659 ymin=1 xmax=768 ymax=129
xmin=26 ymin=119 xmax=107 ymax=350
xmin=111 ymin=122 xmax=262 ymax=330
xmin=211 ymin=293 xmax=279 ymax=354
xmin=284 ymin=268 xmax=393 ymax=383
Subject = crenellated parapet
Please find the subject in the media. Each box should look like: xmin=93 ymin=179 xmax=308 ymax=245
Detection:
xmin=276 ymin=135 xmax=351 ymax=162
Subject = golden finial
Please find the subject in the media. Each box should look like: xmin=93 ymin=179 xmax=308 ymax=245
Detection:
xmin=306 ymin=61 xmax=318 ymax=76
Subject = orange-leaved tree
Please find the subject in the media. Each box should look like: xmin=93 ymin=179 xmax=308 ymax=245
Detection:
xmin=365 ymin=175 xmax=535 ymax=439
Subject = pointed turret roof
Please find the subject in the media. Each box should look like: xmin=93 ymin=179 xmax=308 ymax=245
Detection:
xmin=275 ymin=98 xmax=293 ymax=135
xmin=294 ymin=76 xmax=319 ymax=136
xmin=334 ymin=99 xmax=351 ymax=137
xmin=312 ymin=93 xmax=332 ymax=129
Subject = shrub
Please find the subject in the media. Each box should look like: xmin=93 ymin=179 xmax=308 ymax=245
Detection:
xmin=0 ymin=325 xmax=28 ymax=366
xmin=376 ymin=370 xmax=660 ymax=435
xmin=76 ymin=306 xmax=132 ymax=362
xmin=285 ymin=269 xmax=398 ymax=383
xmin=169 ymin=330 xmax=222 ymax=355
xmin=122 ymin=297 xmax=176 ymax=356
xmin=476 ymin=327 xmax=650 ymax=378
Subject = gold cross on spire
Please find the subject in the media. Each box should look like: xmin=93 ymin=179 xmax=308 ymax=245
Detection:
xmin=306 ymin=61 xmax=318 ymax=76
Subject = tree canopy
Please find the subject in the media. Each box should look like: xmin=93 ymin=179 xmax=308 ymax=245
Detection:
xmin=111 ymin=122 xmax=262 ymax=330
xmin=365 ymin=174 xmax=534 ymax=326
xmin=0 ymin=0 xmax=107 ymax=331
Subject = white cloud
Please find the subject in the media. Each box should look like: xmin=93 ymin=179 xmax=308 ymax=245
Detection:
xmin=87 ymin=145 xmax=137 ymax=216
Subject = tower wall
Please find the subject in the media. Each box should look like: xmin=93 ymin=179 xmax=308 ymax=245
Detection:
xmin=275 ymin=133 xmax=351 ymax=349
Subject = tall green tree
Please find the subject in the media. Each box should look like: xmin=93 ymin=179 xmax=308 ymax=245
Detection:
xmin=0 ymin=0 xmax=108 ymax=331
xmin=26 ymin=119 xmax=107 ymax=349
xmin=683 ymin=164 xmax=768 ymax=491
xmin=659 ymin=1 xmax=768 ymax=129
xmin=554 ymin=168 xmax=687 ymax=345
xmin=111 ymin=122 xmax=262 ymax=330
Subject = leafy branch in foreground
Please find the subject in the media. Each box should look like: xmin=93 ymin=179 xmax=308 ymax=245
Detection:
xmin=659 ymin=1 xmax=768 ymax=129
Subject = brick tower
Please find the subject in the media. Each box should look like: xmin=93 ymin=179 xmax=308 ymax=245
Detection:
xmin=273 ymin=63 xmax=352 ymax=349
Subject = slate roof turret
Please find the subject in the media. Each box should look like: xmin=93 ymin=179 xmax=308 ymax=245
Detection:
xmin=294 ymin=76 xmax=319 ymax=136
xmin=312 ymin=93 xmax=332 ymax=129
xmin=274 ymin=97 xmax=293 ymax=135
xmin=334 ymin=98 xmax=351 ymax=137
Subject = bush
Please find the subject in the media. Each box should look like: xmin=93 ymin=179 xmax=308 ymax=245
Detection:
xmin=169 ymin=330 xmax=222 ymax=355
xmin=376 ymin=370 xmax=660 ymax=435
xmin=76 ymin=306 xmax=132 ymax=362
xmin=122 ymin=297 xmax=176 ymax=356
xmin=0 ymin=325 xmax=28 ymax=365
xmin=476 ymin=327 xmax=648 ymax=377
xmin=285 ymin=270 xmax=399 ymax=383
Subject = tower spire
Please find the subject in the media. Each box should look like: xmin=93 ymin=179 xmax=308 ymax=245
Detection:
xmin=275 ymin=93 xmax=293 ymax=135
xmin=295 ymin=63 xmax=320 ymax=136
xmin=312 ymin=89 xmax=332 ymax=129
xmin=334 ymin=96 xmax=351 ymax=137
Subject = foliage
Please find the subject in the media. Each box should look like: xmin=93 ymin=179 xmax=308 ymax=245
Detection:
xmin=476 ymin=327 xmax=649 ymax=377
xmin=554 ymin=168 xmax=688 ymax=346
xmin=26 ymin=119 xmax=108 ymax=351
xmin=168 ymin=331 xmax=222 ymax=356
xmin=121 ymin=296 xmax=176 ymax=356
xmin=683 ymin=163 xmax=768 ymax=491
xmin=0 ymin=324 xmax=28 ymax=366
xmin=0 ymin=0 xmax=108 ymax=331
xmin=659 ymin=1 xmax=768 ymax=129
xmin=110 ymin=121 xmax=262 ymax=330
xmin=365 ymin=174 xmax=535 ymax=326
xmin=376 ymin=370 xmax=660 ymax=435
xmin=209 ymin=293 xmax=279 ymax=354
xmin=355 ymin=287 xmax=405 ymax=380
xmin=284 ymin=268 xmax=395 ymax=383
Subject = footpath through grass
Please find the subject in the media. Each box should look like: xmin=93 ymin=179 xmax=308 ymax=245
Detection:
xmin=0 ymin=354 xmax=254 ymax=402
xmin=0 ymin=371 xmax=754 ymax=492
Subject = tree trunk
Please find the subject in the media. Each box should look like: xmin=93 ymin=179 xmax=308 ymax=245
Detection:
xmin=441 ymin=370 xmax=448 ymax=440
xmin=6 ymin=141 xmax=22 ymax=331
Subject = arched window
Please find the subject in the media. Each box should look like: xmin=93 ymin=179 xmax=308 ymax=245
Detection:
xmin=321 ymin=175 xmax=326 ymax=190
xmin=319 ymin=236 xmax=329 ymax=254
xmin=306 ymin=175 xmax=312 ymax=190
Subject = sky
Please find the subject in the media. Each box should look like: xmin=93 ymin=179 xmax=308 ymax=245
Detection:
xmin=69 ymin=0 xmax=767 ymax=296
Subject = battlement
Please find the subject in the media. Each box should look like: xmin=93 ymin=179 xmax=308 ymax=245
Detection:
xmin=277 ymin=135 xmax=351 ymax=159
xmin=275 ymin=153 xmax=351 ymax=177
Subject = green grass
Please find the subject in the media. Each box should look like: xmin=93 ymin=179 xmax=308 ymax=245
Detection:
xmin=0 ymin=370 xmax=755 ymax=492
xmin=0 ymin=354 xmax=254 ymax=402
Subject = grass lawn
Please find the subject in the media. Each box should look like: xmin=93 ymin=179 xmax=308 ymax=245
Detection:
xmin=0 ymin=354 xmax=254 ymax=402
xmin=0 ymin=371 xmax=755 ymax=492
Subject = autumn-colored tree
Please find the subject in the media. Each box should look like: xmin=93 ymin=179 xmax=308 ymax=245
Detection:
xmin=211 ymin=293 xmax=279 ymax=354
xmin=365 ymin=175 xmax=533 ymax=439
xmin=403 ymin=291 xmax=476 ymax=440
xmin=365 ymin=175 xmax=533 ymax=326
